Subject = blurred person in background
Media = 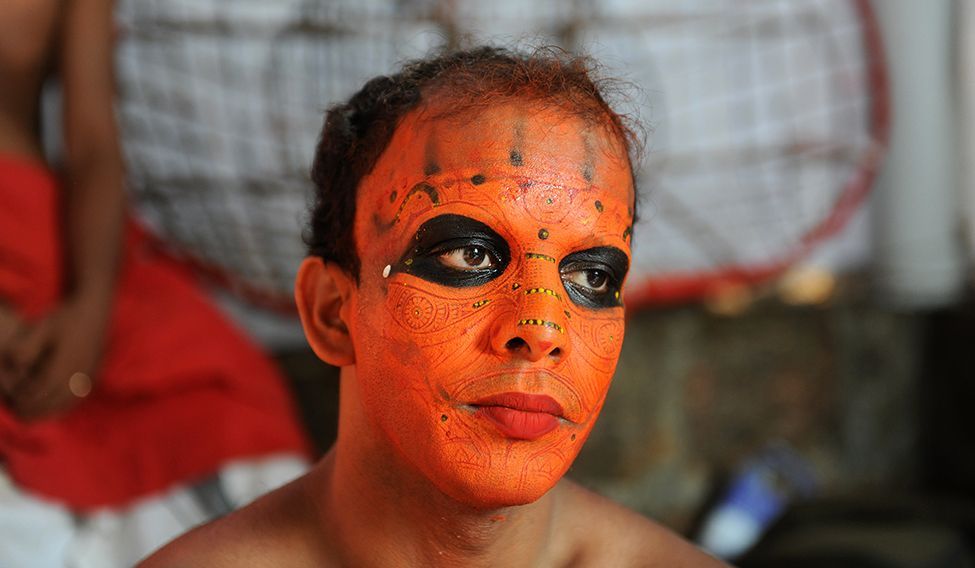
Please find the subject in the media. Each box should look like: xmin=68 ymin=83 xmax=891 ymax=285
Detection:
xmin=0 ymin=1 xmax=311 ymax=566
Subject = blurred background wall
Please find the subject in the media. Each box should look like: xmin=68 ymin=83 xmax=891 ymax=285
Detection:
xmin=103 ymin=0 xmax=975 ymax=562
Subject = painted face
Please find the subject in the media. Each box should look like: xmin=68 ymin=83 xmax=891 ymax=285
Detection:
xmin=348 ymin=101 xmax=634 ymax=507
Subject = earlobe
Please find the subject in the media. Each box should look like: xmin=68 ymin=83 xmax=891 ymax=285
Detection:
xmin=295 ymin=257 xmax=356 ymax=367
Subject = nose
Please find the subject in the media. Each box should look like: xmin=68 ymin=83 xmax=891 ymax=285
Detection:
xmin=491 ymin=269 xmax=570 ymax=363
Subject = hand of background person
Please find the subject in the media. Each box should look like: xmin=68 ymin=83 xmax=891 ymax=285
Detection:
xmin=3 ymin=294 xmax=109 ymax=420
xmin=0 ymin=303 xmax=26 ymax=400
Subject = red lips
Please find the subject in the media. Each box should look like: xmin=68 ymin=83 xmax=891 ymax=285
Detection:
xmin=472 ymin=393 xmax=563 ymax=440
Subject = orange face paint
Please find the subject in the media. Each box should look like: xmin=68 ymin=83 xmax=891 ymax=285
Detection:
xmin=348 ymin=101 xmax=634 ymax=507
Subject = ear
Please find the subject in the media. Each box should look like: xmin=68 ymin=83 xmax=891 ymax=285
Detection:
xmin=295 ymin=257 xmax=356 ymax=367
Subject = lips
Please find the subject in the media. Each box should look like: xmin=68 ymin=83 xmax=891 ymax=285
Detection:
xmin=471 ymin=392 xmax=563 ymax=440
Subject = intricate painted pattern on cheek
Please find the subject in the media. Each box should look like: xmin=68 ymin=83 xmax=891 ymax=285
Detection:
xmin=386 ymin=281 xmax=512 ymax=371
xmin=397 ymin=294 xmax=439 ymax=331
xmin=436 ymin=409 xmax=491 ymax=471
xmin=572 ymin=314 xmax=625 ymax=369
xmin=390 ymin=284 xmax=476 ymax=336
xmin=595 ymin=321 xmax=624 ymax=355
xmin=517 ymin=430 xmax=580 ymax=492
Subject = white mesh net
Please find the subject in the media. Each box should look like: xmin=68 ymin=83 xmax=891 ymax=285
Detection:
xmin=115 ymin=0 xmax=885 ymax=309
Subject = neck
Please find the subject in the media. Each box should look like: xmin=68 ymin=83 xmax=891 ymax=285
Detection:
xmin=311 ymin=368 xmax=561 ymax=567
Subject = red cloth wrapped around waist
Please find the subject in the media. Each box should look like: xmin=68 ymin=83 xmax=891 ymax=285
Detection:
xmin=0 ymin=155 xmax=310 ymax=509
xmin=0 ymin=156 xmax=62 ymax=318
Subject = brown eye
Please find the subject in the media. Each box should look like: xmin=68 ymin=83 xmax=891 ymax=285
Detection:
xmin=439 ymin=246 xmax=494 ymax=270
xmin=565 ymin=269 xmax=609 ymax=293
xmin=586 ymin=270 xmax=608 ymax=289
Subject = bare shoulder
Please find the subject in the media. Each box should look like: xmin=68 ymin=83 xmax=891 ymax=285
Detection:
xmin=139 ymin=475 xmax=327 ymax=568
xmin=554 ymin=481 xmax=728 ymax=567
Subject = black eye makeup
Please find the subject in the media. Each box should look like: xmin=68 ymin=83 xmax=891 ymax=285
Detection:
xmin=396 ymin=214 xmax=511 ymax=287
xmin=559 ymin=247 xmax=629 ymax=308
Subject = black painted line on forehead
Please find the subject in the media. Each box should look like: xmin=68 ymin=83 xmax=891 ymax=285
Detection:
xmin=423 ymin=135 xmax=441 ymax=176
xmin=581 ymin=131 xmax=595 ymax=183
xmin=509 ymin=116 xmax=525 ymax=167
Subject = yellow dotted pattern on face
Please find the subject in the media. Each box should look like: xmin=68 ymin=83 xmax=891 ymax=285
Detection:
xmin=517 ymin=319 xmax=564 ymax=334
xmin=525 ymin=287 xmax=560 ymax=300
xmin=472 ymin=299 xmax=492 ymax=309
xmin=525 ymin=252 xmax=556 ymax=263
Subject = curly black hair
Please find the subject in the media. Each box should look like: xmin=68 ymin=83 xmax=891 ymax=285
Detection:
xmin=306 ymin=45 xmax=641 ymax=279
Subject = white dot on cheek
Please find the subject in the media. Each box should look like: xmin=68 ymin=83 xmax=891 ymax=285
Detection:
xmin=382 ymin=264 xmax=392 ymax=279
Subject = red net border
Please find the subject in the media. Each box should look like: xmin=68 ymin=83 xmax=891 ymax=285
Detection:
xmin=623 ymin=0 xmax=892 ymax=311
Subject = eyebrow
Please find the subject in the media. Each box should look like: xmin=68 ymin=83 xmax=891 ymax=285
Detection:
xmin=391 ymin=182 xmax=441 ymax=225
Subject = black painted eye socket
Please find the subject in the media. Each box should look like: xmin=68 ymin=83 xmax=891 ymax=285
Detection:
xmin=559 ymin=247 xmax=629 ymax=308
xmin=395 ymin=214 xmax=510 ymax=287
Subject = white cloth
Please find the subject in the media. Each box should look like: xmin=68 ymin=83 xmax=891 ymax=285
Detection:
xmin=0 ymin=455 xmax=307 ymax=568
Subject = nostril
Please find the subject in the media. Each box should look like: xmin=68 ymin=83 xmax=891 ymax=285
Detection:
xmin=505 ymin=337 xmax=528 ymax=351
xmin=550 ymin=347 xmax=562 ymax=358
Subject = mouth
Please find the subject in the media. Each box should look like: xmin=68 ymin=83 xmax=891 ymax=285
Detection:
xmin=469 ymin=392 xmax=565 ymax=441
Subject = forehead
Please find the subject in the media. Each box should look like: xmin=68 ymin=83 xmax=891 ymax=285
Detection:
xmin=354 ymin=102 xmax=634 ymax=256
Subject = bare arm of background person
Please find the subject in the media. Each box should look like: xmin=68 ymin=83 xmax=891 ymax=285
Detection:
xmin=5 ymin=0 xmax=124 ymax=419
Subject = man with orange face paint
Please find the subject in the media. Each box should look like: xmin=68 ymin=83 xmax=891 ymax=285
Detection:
xmin=144 ymin=47 xmax=725 ymax=567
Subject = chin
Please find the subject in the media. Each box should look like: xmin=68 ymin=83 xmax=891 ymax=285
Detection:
xmin=424 ymin=452 xmax=573 ymax=510
xmin=438 ymin=478 xmax=556 ymax=510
